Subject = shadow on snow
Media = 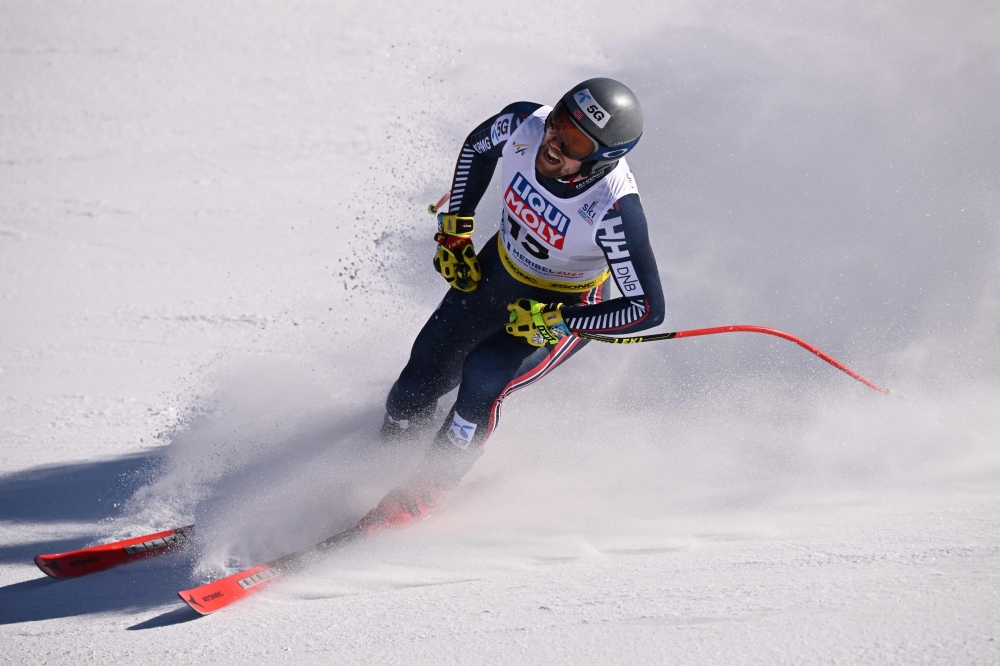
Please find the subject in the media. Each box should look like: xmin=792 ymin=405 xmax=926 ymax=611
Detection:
xmin=127 ymin=605 xmax=202 ymax=630
xmin=0 ymin=450 xmax=162 ymax=523
xmin=0 ymin=553 xmax=198 ymax=626
xmin=0 ymin=450 xmax=200 ymax=626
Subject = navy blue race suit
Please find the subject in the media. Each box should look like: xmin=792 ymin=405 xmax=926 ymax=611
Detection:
xmin=383 ymin=101 xmax=665 ymax=486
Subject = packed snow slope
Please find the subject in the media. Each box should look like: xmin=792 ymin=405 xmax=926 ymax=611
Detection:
xmin=2 ymin=1 xmax=999 ymax=664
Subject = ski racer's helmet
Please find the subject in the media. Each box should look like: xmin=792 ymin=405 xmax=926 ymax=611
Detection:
xmin=555 ymin=77 xmax=643 ymax=173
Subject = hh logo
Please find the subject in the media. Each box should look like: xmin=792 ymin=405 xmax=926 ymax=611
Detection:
xmin=504 ymin=173 xmax=571 ymax=249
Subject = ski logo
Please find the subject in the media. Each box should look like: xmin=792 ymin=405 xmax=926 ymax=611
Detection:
xmin=578 ymin=200 xmax=600 ymax=226
xmin=513 ymin=142 xmax=529 ymax=155
xmin=446 ymin=412 xmax=477 ymax=450
xmin=504 ymin=173 xmax=571 ymax=250
xmin=574 ymin=88 xmax=610 ymax=129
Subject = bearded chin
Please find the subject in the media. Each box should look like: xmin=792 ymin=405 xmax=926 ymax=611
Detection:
xmin=535 ymin=148 xmax=576 ymax=179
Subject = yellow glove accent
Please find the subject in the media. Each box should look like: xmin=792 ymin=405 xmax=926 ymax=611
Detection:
xmin=434 ymin=233 xmax=482 ymax=292
xmin=437 ymin=213 xmax=475 ymax=236
xmin=432 ymin=213 xmax=479 ymax=292
xmin=505 ymin=299 xmax=570 ymax=347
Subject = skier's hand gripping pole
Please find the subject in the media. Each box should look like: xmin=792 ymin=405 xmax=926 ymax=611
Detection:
xmin=433 ymin=213 xmax=482 ymax=293
xmin=575 ymin=325 xmax=897 ymax=396
xmin=506 ymin=299 xmax=570 ymax=347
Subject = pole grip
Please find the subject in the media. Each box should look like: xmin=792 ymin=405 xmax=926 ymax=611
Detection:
xmin=428 ymin=191 xmax=451 ymax=214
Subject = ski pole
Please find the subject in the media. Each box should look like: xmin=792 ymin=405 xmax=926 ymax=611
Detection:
xmin=576 ymin=325 xmax=897 ymax=396
xmin=428 ymin=191 xmax=451 ymax=214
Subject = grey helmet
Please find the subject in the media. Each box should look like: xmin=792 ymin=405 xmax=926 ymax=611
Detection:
xmin=559 ymin=77 xmax=643 ymax=174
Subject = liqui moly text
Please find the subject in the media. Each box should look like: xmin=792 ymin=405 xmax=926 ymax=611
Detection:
xmin=504 ymin=173 xmax=571 ymax=250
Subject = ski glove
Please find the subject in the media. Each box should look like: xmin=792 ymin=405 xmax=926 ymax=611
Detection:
xmin=433 ymin=213 xmax=481 ymax=292
xmin=506 ymin=299 xmax=572 ymax=347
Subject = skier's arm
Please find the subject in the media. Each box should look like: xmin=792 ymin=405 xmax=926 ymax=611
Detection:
xmin=446 ymin=101 xmax=541 ymax=215
xmin=560 ymin=194 xmax=666 ymax=334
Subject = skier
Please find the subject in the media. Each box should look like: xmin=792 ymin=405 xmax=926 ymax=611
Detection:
xmin=36 ymin=79 xmax=895 ymax=610
xmin=359 ymin=78 xmax=665 ymax=532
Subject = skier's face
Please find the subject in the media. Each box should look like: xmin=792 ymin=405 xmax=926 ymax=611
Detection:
xmin=536 ymin=130 xmax=586 ymax=178
xmin=536 ymin=103 xmax=593 ymax=178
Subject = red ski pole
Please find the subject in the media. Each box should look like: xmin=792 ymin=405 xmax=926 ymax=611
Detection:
xmin=428 ymin=191 xmax=451 ymax=214
xmin=576 ymin=325 xmax=896 ymax=396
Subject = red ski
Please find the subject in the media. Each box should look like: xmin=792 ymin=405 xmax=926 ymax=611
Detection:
xmin=178 ymin=524 xmax=363 ymax=615
xmin=35 ymin=525 xmax=195 ymax=579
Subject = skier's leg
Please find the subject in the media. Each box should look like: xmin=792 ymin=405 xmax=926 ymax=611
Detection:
xmin=361 ymin=332 xmax=589 ymax=532
xmin=417 ymin=275 xmax=609 ymax=476
xmin=361 ymin=278 xmax=609 ymax=532
xmin=381 ymin=291 xmax=480 ymax=440
xmin=381 ymin=239 xmax=513 ymax=442
xmin=382 ymin=289 xmax=477 ymax=439
xmin=423 ymin=330 xmax=591 ymax=484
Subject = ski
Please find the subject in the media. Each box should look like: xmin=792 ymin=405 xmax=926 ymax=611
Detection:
xmin=178 ymin=524 xmax=364 ymax=615
xmin=35 ymin=525 xmax=195 ymax=579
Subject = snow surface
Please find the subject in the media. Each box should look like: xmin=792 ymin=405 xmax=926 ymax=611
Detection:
xmin=2 ymin=1 xmax=999 ymax=663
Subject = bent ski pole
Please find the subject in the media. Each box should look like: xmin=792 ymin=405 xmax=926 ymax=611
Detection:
xmin=576 ymin=325 xmax=896 ymax=396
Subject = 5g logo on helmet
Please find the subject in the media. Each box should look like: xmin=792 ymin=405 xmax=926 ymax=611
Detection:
xmin=573 ymin=88 xmax=611 ymax=129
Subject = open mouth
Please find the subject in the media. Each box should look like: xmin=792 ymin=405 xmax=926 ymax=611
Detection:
xmin=542 ymin=147 xmax=562 ymax=166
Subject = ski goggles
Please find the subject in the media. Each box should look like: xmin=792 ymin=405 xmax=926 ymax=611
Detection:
xmin=544 ymin=101 xmax=599 ymax=161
